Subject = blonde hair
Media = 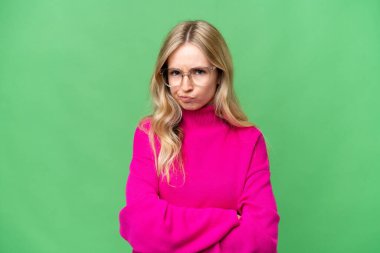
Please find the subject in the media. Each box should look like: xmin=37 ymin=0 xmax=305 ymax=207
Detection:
xmin=139 ymin=20 xmax=254 ymax=185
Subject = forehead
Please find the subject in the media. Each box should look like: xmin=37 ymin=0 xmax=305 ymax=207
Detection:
xmin=167 ymin=43 xmax=210 ymax=69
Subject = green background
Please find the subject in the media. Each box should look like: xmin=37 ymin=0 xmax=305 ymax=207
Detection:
xmin=1 ymin=0 xmax=379 ymax=252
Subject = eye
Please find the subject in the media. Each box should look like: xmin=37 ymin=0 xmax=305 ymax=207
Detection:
xmin=193 ymin=68 xmax=206 ymax=75
xmin=169 ymin=69 xmax=181 ymax=76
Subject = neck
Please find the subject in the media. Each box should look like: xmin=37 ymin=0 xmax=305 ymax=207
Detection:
xmin=180 ymin=103 xmax=225 ymax=129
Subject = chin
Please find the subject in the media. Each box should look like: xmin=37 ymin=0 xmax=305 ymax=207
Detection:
xmin=179 ymin=103 xmax=200 ymax=110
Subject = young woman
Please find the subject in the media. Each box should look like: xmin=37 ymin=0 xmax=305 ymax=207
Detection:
xmin=119 ymin=20 xmax=280 ymax=253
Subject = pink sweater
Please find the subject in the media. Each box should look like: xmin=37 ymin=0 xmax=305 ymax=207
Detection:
xmin=119 ymin=104 xmax=280 ymax=253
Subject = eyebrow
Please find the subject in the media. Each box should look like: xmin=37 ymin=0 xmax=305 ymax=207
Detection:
xmin=167 ymin=65 xmax=208 ymax=69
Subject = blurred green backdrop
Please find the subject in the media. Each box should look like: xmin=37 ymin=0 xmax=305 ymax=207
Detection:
xmin=1 ymin=0 xmax=379 ymax=252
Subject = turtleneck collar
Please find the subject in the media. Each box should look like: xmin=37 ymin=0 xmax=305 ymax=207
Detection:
xmin=180 ymin=103 xmax=226 ymax=129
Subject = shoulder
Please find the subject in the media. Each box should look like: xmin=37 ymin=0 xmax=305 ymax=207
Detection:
xmin=232 ymin=125 xmax=272 ymax=164
xmin=133 ymin=116 xmax=160 ymax=148
xmin=130 ymin=116 xmax=152 ymax=144
xmin=137 ymin=116 xmax=152 ymax=134
xmin=231 ymin=124 xmax=266 ymax=146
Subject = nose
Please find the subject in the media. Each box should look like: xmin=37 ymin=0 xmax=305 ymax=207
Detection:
xmin=180 ymin=74 xmax=194 ymax=91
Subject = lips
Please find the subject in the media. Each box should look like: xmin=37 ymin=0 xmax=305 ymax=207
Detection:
xmin=179 ymin=96 xmax=194 ymax=102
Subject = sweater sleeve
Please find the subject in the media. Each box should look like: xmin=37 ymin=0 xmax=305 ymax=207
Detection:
xmin=118 ymin=124 xmax=240 ymax=253
xmin=219 ymin=130 xmax=280 ymax=253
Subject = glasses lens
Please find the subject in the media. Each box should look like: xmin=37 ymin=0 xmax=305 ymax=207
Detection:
xmin=161 ymin=68 xmax=182 ymax=87
xmin=161 ymin=66 xmax=214 ymax=87
xmin=168 ymin=69 xmax=182 ymax=86
xmin=190 ymin=67 xmax=211 ymax=86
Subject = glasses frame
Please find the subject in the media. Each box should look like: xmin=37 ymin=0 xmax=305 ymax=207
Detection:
xmin=159 ymin=66 xmax=217 ymax=87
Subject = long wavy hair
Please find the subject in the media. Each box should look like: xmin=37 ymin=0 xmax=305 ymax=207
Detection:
xmin=139 ymin=20 xmax=254 ymax=185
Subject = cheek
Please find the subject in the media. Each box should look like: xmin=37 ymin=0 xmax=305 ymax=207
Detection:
xmin=169 ymin=87 xmax=177 ymax=95
xmin=201 ymin=76 xmax=218 ymax=98
xmin=202 ymin=86 xmax=217 ymax=98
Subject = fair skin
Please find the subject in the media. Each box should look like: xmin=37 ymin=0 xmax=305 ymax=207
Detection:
xmin=167 ymin=43 xmax=219 ymax=111
xmin=167 ymin=43 xmax=241 ymax=220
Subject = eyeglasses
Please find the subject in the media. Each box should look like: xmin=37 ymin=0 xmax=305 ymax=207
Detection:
xmin=160 ymin=66 xmax=216 ymax=87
